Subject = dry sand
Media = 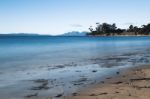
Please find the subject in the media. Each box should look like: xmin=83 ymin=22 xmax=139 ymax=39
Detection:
xmin=60 ymin=65 xmax=150 ymax=99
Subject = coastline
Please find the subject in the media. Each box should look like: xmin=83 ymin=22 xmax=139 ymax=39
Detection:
xmin=0 ymin=59 xmax=150 ymax=99
xmin=61 ymin=65 xmax=150 ymax=99
xmin=87 ymin=34 xmax=150 ymax=37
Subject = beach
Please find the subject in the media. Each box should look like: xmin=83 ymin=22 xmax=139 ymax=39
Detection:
xmin=62 ymin=65 xmax=150 ymax=99
xmin=1 ymin=0 xmax=150 ymax=98
xmin=17 ymin=65 xmax=150 ymax=99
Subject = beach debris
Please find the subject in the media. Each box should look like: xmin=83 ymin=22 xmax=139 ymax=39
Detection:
xmin=128 ymin=93 xmax=131 ymax=96
xmin=116 ymin=71 xmax=120 ymax=75
xmin=55 ymin=93 xmax=63 ymax=97
xmin=106 ymin=77 xmax=112 ymax=79
xmin=133 ymin=85 xmax=150 ymax=89
xmin=92 ymin=70 xmax=97 ymax=73
xmin=73 ymin=83 xmax=84 ymax=85
xmin=90 ymin=92 xmax=108 ymax=96
xmin=56 ymin=65 xmax=65 ymax=68
xmin=89 ymin=94 xmax=97 ymax=96
xmin=31 ymin=79 xmax=49 ymax=90
xmin=89 ymin=93 xmax=97 ymax=96
xmin=113 ymin=81 xmax=123 ymax=84
xmin=130 ymin=78 xmax=150 ymax=81
xmin=99 ymin=92 xmax=108 ymax=95
xmin=75 ymin=70 xmax=81 ymax=72
xmin=31 ymin=85 xmax=49 ymax=90
xmin=72 ymin=92 xmax=78 ymax=96
xmin=72 ymin=78 xmax=88 ymax=85
xmin=115 ymin=91 xmax=120 ymax=93
xmin=25 ymin=93 xmax=38 ymax=98
xmin=33 ymin=79 xmax=48 ymax=83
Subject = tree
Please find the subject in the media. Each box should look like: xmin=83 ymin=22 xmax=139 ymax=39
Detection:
xmin=112 ymin=23 xmax=117 ymax=30
xmin=89 ymin=26 xmax=93 ymax=32
xmin=140 ymin=24 xmax=150 ymax=35
xmin=128 ymin=25 xmax=134 ymax=32
xmin=88 ymin=22 xmax=150 ymax=36
xmin=88 ymin=22 xmax=124 ymax=36
xmin=133 ymin=26 xmax=138 ymax=35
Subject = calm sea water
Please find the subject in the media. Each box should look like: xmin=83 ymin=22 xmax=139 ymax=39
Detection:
xmin=1 ymin=36 xmax=150 ymax=96
xmin=1 ymin=36 xmax=150 ymax=70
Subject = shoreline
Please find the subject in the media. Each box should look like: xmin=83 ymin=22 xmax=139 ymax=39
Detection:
xmin=61 ymin=65 xmax=150 ymax=99
xmin=87 ymin=35 xmax=150 ymax=37
xmin=0 ymin=65 xmax=150 ymax=99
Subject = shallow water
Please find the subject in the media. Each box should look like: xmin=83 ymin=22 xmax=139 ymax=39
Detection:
xmin=1 ymin=36 xmax=150 ymax=69
xmin=0 ymin=36 xmax=150 ymax=98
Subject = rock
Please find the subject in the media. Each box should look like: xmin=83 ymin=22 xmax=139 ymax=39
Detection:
xmin=31 ymin=79 xmax=49 ymax=90
xmin=92 ymin=70 xmax=97 ymax=73
xmin=72 ymin=93 xmax=78 ymax=96
xmin=55 ymin=94 xmax=63 ymax=97
xmin=116 ymin=71 xmax=120 ymax=75
xmin=25 ymin=93 xmax=38 ymax=98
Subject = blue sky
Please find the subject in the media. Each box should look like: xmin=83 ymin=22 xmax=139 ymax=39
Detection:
xmin=0 ymin=0 xmax=150 ymax=35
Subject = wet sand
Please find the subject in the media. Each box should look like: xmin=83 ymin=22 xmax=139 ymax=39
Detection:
xmin=1 ymin=65 xmax=150 ymax=99
xmin=61 ymin=65 xmax=150 ymax=99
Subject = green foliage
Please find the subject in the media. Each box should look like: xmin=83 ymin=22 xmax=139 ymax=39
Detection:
xmin=88 ymin=23 xmax=125 ymax=36
xmin=139 ymin=24 xmax=150 ymax=35
xmin=88 ymin=22 xmax=150 ymax=36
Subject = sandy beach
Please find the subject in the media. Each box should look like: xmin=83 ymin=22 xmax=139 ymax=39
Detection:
xmin=1 ymin=0 xmax=150 ymax=99
xmin=59 ymin=65 xmax=150 ymax=99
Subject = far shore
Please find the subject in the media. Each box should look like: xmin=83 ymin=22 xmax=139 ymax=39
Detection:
xmin=87 ymin=34 xmax=150 ymax=37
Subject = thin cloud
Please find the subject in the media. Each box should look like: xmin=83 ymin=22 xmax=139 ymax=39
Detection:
xmin=123 ymin=22 xmax=135 ymax=25
xmin=70 ymin=24 xmax=83 ymax=27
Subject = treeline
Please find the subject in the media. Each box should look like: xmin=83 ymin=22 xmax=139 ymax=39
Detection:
xmin=87 ymin=23 xmax=150 ymax=36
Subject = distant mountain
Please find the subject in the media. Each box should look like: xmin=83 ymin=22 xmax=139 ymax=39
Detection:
xmin=0 ymin=33 xmax=51 ymax=36
xmin=59 ymin=31 xmax=87 ymax=36
xmin=0 ymin=32 xmax=87 ymax=37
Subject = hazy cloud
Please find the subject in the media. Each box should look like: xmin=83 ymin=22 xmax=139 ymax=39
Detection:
xmin=123 ymin=22 xmax=135 ymax=25
xmin=70 ymin=24 xmax=83 ymax=27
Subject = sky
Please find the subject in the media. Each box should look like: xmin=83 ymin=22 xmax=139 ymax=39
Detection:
xmin=0 ymin=0 xmax=150 ymax=35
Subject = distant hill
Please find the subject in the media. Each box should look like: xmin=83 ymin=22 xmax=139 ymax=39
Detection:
xmin=0 ymin=33 xmax=51 ymax=36
xmin=0 ymin=32 xmax=87 ymax=37
xmin=59 ymin=31 xmax=87 ymax=36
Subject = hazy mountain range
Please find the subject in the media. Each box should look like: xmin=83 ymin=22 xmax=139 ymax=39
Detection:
xmin=0 ymin=31 xmax=87 ymax=36
xmin=58 ymin=31 xmax=87 ymax=36
xmin=0 ymin=33 xmax=42 ymax=36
